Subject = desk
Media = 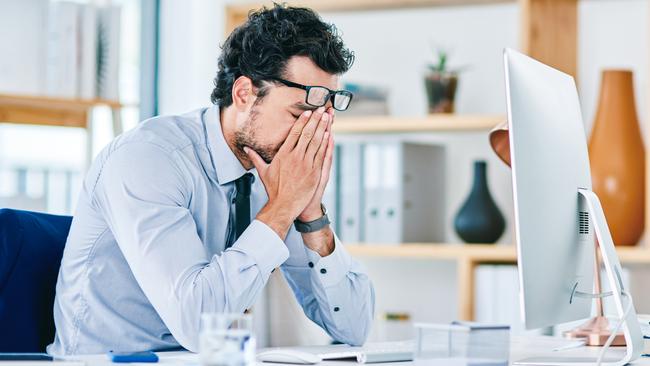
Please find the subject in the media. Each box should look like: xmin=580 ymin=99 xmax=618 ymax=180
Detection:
xmin=51 ymin=344 xmax=650 ymax=366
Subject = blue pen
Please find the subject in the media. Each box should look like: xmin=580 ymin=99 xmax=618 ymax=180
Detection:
xmin=108 ymin=351 xmax=159 ymax=363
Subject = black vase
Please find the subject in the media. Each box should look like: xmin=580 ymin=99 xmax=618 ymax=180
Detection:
xmin=454 ymin=161 xmax=505 ymax=244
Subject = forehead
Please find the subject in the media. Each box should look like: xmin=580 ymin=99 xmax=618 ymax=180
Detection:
xmin=283 ymin=56 xmax=339 ymax=90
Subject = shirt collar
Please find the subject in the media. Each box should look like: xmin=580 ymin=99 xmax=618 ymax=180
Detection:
xmin=204 ymin=105 xmax=249 ymax=186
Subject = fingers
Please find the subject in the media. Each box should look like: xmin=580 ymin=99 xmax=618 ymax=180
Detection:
xmin=314 ymin=128 xmax=331 ymax=171
xmin=325 ymin=134 xmax=334 ymax=171
xmin=295 ymin=107 xmax=326 ymax=154
xmin=305 ymin=113 xmax=330 ymax=163
xmin=279 ymin=109 xmax=313 ymax=154
xmin=317 ymin=133 xmax=334 ymax=181
xmin=244 ymin=147 xmax=269 ymax=174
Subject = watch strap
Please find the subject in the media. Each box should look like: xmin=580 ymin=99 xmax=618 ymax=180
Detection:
xmin=294 ymin=214 xmax=331 ymax=233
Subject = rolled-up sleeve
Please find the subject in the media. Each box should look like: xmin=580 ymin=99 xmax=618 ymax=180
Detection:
xmin=281 ymin=228 xmax=375 ymax=346
xmin=92 ymin=142 xmax=289 ymax=352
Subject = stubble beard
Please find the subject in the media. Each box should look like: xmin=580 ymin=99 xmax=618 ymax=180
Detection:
xmin=233 ymin=107 xmax=281 ymax=165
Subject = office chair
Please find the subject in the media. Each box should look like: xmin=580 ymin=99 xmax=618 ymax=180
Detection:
xmin=0 ymin=208 xmax=72 ymax=352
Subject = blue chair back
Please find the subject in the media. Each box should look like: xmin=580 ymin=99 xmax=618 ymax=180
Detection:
xmin=0 ymin=209 xmax=72 ymax=352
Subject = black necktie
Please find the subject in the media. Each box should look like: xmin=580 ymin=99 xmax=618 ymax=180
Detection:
xmin=226 ymin=173 xmax=254 ymax=249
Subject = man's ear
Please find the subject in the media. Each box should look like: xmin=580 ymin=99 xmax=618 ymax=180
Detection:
xmin=231 ymin=75 xmax=255 ymax=112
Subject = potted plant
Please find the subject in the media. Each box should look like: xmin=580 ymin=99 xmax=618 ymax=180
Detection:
xmin=424 ymin=49 xmax=460 ymax=113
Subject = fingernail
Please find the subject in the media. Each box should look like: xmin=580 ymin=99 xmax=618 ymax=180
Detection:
xmin=243 ymin=147 xmax=250 ymax=154
xmin=317 ymin=106 xmax=326 ymax=113
xmin=322 ymin=113 xmax=329 ymax=122
xmin=303 ymin=110 xmax=312 ymax=117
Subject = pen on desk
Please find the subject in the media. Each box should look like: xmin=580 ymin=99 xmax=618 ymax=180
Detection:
xmin=552 ymin=342 xmax=586 ymax=352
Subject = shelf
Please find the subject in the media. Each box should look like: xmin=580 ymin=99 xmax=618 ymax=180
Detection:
xmin=0 ymin=93 xmax=121 ymax=128
xmin=346 ymin=243 xmax=516 ymax=262
xmin=227 ymin=0 xmax=514 ymax=14
xmin=0 ymin=94 xmax=122 ymax=128
xmin=0 ymin=94 xmax=125 ymax=166
xmin=345 ymin=243 xmax=650 ymax=264
xmin=0 ymin=94 xmax=121 ymax=108
xmin=332 ymin=115 xmax=504 ymax=134
xmin=225 ymin=0 xmax=516 ymax=35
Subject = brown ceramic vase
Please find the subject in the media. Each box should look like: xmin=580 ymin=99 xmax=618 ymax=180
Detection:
xmin=589 ymin=70 xmax=645 ymax=246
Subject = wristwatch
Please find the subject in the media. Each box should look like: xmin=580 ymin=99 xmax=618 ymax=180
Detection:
xmin=294 ymin=204 xmax=331 ymax=233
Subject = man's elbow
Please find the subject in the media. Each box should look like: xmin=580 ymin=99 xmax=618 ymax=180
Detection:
xmin=336 ymin=320 xmax=372 ymax=347
xmin=345 ymin=330 xmax=370 ymax=347
xmin=169 ymin=321 xmax=200 ymax=353
xmin=339 ymin=300 xmax=375 ymax=346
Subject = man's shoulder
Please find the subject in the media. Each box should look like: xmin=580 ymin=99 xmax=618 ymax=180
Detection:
xmin=86 ymin=108 xmax=211 ymax=194
xmin=116 ymin=107 xmax=209 ymax=154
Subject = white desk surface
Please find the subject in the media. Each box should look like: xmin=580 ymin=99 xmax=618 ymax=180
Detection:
xmin=22 ymin=341 xmax=650 ymax=366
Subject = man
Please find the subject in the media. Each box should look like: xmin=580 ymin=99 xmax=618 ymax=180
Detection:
xmin=48 ymin=4 xmax=375 ymax=355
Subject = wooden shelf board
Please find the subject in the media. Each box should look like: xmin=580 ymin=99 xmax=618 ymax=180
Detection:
xmin=345 ymin=243 xmax=650 ymax=264
xmin=332 ymin=115 xmax=504 ymax=133
xmin=0 ymin=94 xmax=122 ymax=128
xmin=345 ymin=243 xmax=517 ymax=261
xmin=0 ymin=94 xmax=121 ymax=110
xmin=227 ymin=0 xmax=514 ymax=15
xmin=225 ymin=0 xmax=515 ymax=34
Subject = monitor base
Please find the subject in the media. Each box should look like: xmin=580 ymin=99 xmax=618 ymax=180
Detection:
xmin=514 ymin=356 xmax=619 ymax=365
xmin=564 ymin=316 xmax=626 ymax=347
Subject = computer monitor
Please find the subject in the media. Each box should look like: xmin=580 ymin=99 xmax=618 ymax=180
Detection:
xmin=503 ymin=48 xmax=643 ymax=365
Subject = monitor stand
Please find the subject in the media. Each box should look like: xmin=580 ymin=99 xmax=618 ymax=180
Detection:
xmin=514 ymin=189 xmax=643 ymax=366
xmin=563 ymin=239 xmax=626 ymax=347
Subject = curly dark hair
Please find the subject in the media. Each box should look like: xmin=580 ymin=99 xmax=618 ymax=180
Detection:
xmin=210 ymin=3 xmax=355 ymax=107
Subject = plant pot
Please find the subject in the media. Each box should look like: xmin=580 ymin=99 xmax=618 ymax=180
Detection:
xmin=454 ymin=161 xmax=505 ymax=244
xmin=589 ymin=70 xmax=645 ymax=246
xmin=424 ymin=71 xmax=458 ymax=113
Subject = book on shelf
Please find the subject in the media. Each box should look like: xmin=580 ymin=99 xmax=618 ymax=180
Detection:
xmin=46 ymin=1 xmax=80 ymax=98
xmin=363 ymin=142 xmax=385 ymax=243
xmin=79 ymin=4 xmax=98 ymax=100
xmin=97 ymin=4 xmax=121 ymax=101
xmin=334 ymin=141 xmax=446 ymax=244
xmin=2 ymin=1 xmax=121 ymax=101
xmin=337 ymin=142 xmax=363 ymax=242
xmin=474 ymin=265 xmax=524 ymax=333
xmin=342 ymin=82 xmax=390 ymax=116
xmin=0 ymin=0 xmax=47 ymax=96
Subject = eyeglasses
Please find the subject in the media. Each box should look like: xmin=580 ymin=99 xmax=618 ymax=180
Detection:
xmin=270 ymin=77 xmax=354 ymax=111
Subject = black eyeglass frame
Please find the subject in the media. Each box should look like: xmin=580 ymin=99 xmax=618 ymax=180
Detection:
xmin=269 ymin=77 xmax=354 ymax=111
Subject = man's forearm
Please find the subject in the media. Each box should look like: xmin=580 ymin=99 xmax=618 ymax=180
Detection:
xmin=256 ymin=201 xmax=295 ymax=241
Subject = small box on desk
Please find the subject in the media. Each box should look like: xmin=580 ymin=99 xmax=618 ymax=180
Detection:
xmin=414 ymin=321 xmax=510 ymax=366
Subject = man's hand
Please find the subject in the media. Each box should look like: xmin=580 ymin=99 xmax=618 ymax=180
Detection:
xmin=246 ymin=107 xmax=331 ymax=240
xmin=295 ymin=107 xmax=336 ymax=258
xmin=298 ymin=107 xmax=335 ymax=222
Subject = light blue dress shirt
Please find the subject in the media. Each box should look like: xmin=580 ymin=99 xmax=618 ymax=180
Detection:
xmin=47 ymin=106 xmax=375 ymax=356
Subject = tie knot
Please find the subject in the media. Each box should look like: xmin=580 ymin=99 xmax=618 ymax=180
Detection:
xmin=235 ymin=173 xmax=254 ymax=197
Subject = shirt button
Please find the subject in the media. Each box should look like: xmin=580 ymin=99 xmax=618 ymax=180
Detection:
xmin=308 ymin=262 xmax=314 ymax=268
xmin=334 ymin=307 xmax=340 ymax=312
xmin=320 ymin=268 xmax=327 ymax=274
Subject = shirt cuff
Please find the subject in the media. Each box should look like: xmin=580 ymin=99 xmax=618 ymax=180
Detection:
xmin=231 ymin=219 xmax=289 ymax=277
xmin=305 ymin=234 xmax=352 ymax=288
